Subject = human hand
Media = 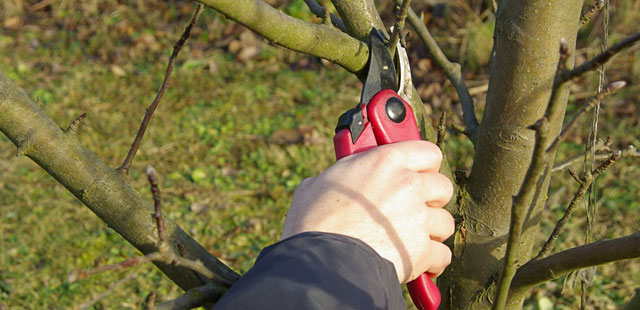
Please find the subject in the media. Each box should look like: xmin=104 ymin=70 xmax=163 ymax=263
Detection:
xmin=281 ymin=140 xmax=454 ymax=284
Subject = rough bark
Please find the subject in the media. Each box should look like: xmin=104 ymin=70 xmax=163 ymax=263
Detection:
xmin=438 ymin=1 xmax=583 ymax=309
xmin=0 ymin=73 xmax=240 ymax=291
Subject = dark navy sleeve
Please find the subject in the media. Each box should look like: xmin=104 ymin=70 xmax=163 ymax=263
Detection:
xmin=214 ymin=232 xmax=405 ymax=310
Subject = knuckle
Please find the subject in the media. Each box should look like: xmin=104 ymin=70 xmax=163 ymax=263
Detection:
xmin=442 ymin=246 xmax=452 ymax=266
xmin=444 ymin=211 xmax=455 ymax=237
xmin=423 ymin=141 xmax=443 ymax=165
xmin=402 ymin=171 xmax=421 ymax=190
xmin=376 ymin=146 xmax=401 ymax=165
xmin=435 ymin=173 xmax=454 ymax=201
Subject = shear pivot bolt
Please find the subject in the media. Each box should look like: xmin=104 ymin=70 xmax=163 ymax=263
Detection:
xmin=385 ymin=97 xmax=406 ymax=123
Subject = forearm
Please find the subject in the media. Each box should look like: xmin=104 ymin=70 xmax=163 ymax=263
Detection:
xmin=214 ymin=232 xmax=405 ymax=310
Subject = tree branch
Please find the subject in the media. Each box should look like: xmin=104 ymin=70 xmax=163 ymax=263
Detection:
xmin=552 ymin=145 xmax=639 ymax=172
xmin=65 ymin=112 xmax=87 ymax=137
xmin=492 ymin=38 xmax=576 ymax=310
xmin=76 ymin=272 xmax=138 ymax=310
xmin=197 ymin=0 xmax=369 ymax=73
xmin=580 ymin=0 xmax=605 ymax=26
xmin=302 ymin=0 xmax=347 ymax=32
xmin=510 ymin=232 xmax=640 ymax=294
xmin=330 ymin=0 xmax=385 ymax=40
xmin=534 ymin=151 xmax=620 ymax=260
xmin=388 ymin=0 xmax=411 ymax=59
xmin=403 ymin=4 xmax=479 ymax=137
xmin=492 ymin=118 xmax=551 ymax=310
xmin=546 ymin=81 xmax=626 ymax=153
xmin=437 ymin=110 xmax=446 ymax=150
xmin=0 ymin=72 xmax=240 ymax=290
xmin=147 ymin=165 xmax=166 ymax=242
xmin=119 ymin=4 xmax=203 ymax=174
xmin=156 ymin=283 xmax=225 ymax=310
xmin=559 ymin=32 xmax=640 ymax=83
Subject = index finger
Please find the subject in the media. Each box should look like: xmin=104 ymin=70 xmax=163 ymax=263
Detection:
xmin=370 ymin=140 xmax=443 ymax=173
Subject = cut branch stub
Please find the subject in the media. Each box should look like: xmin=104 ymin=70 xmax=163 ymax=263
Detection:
xmin=65 ymin=112 xmax=87 ymax=136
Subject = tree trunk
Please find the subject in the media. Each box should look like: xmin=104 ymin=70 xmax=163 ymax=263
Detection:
xmin=438 ymin=1 xmax=583 ymax=309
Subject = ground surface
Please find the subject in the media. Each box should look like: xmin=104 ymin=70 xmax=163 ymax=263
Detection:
xmin=0 ymin=1 xmax=639 ymax=309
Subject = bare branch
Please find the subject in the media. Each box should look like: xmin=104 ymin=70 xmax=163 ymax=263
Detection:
xmin=492 ymin=118 xmax=551 ymax=310
xmin=198 ymin=0 xmax=368 ymax=73
xmin=389 ymin=0 xmax=412 ymax=59
xmin=559 ymin=32 xmax=640 ymax=83
xmin=302 ymin=0 xmax=347 ymax=32
xmin=68 ymin=252 xmax=165 ymax=283
xmin=567 ymin=168 xmax=582 ymax=184
xmin=437 ymin=110 xmax=446 ymax=150
xmin=547 ymin=81 xmax=626 ymax=153
xmin=330 ymin=0 xmax=386 ymax=40
xmin=144 ymin=292 xmax=157 ymax=310
xmin=75 ymin=272 xmax=138 ymax=310
xmin=534 ymin=151 xmax=621 ymax=260
xmin=68 ymin=241 xmax=233 ymax=287
xmin=510 ymin=232 xmax=640 ymax=294
xmin=119 ymin=4 xmax=204 ymax=174
xmin=65 ymin=113 xmax=87 ymax=136
xmin=493 ymin=38 xmax=577 ymax=309
xmin=580 ymin=0 xmax=605 ymax=26
xmin=156 ymin=283 xmax=226 ymax=310
xmin=403 ymin=4 xmax=479 ymax=136
xmin=146 ymin=165 xmax=165 ymax=242
xmin=0 ymin=73 xmax=240 ymax=290
xmin=553 ymin=145 xmax=639 ymax=172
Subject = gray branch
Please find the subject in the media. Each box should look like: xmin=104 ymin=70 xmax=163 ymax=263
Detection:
xmin=0 ymin=72 xmax=240 ymax=291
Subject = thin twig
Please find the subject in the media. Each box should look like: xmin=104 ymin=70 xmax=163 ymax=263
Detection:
xmin=302 ymin=0 xmax=347 ymax=32
xmin=567 ymin=169 xmax=582 ymax=184
xmin=75 ymin=272 xmax=138 ymax=310
xmin=28 ymin=0 xmax=54 ymax=12
xmin=544 ymin=38 xmax=573 ymax=129
xmin=559 ymin=32 xmax=640 ymax=83
xmin=436 ymin=110 xmax=446 ymax=150
xmin=553 ymin=145 xmax=639 ymax=172
xmin=68 ymin=164 xmax=234 ymax=288
xmin=534 ymin=151 xmax=620 ymax=260
xmin=490 ymin=0 xmax=498 ymax=13
xmin=156 ymin=283 xmax=226 ymax=310
xmin=144 ymin=291 xmax=157 ymax=310
xmin=403 ymin=4 xmax=479 ymax=137
xmin=65 ymin=113 xmax=87 ymax=136
xmin=67 ymin=242 xmax=233 ymax=287
xmin=68 ymin=252 xmax=165 ymax=283
xmin=389 ymin=0 xmax=412 ymax=59
xmin=580 ymin=0 xmax=605 ymax=26
xmin=119 ymin=4 xmax=204 ymax=174
xmin=546 ymin=81 xmax=626 ymax=153
xmin=146 ymin=165 xmax=165 ymax=242
xmin=511 ymin=231 xmax=640 ymax=294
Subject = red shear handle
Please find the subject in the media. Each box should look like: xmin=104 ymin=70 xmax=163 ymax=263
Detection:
xmin=333 ymin=89 xmax=441 ymax=310
xmin=407 ymin=274 xmax=441 ymax=310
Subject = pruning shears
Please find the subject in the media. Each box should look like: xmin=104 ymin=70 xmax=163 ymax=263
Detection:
xmin=332 ymin=29 xmax=441 ymax=310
